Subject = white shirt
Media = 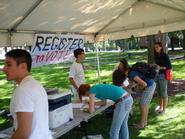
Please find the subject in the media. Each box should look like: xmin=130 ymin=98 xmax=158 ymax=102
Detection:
xmin=10 ymin=75 xmax=53 ymax=139
xmin=69 ymin=61 xmax=85 ymax=94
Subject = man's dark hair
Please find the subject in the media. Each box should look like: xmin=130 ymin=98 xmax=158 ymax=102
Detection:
xmin=112 ymin=69 xmax=126 ymax=86
xmin=5 ymin=49 xmax=32 ymax=72
xmin=74 ymin=48 xmax=84 ymax=58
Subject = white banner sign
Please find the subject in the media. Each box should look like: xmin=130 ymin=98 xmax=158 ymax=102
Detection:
xmin=31 ymin=34 xmax=84 ymax=67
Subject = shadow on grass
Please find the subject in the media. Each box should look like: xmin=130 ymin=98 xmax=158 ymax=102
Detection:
xmin=32 ymin=65 xmax=70 ymax=90
xmin=0 ymin=118 xmax=12 ymax=131
xmin=129 ymin=92 xmax=185 ymax=139
xmin=0 ymin=98 xmax=12 ymax=131
xmin=59 ymin=113 xmax=113 ymax=139
xmin=0 ymin=98 xmax=10 ymax=109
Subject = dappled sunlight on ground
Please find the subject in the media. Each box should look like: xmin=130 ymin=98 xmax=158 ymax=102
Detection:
xmin=168 ymin=80 xmax=185 ymax=95
xmin=131 ymin=92 xmax=185 ymax=139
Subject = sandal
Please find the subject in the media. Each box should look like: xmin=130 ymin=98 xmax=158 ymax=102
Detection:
xmin=157 ymin=110 xmax=165 ymax=115
xmin=155 ymin=106 xmax=164 ymax=114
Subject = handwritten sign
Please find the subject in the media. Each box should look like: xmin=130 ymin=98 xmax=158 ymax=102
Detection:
xmin=31 ymin=34 xmax=84 ymax=67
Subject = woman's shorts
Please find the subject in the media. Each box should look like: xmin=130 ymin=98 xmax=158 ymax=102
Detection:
xmin=156 ymin=74 xmax=168 ymax=98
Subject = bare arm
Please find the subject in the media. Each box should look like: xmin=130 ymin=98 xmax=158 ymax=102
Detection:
xmin=69 ymin=77 xmax=78 ymax=90
xmin=11 ymin=112 xmax=33 ymax=139
xmin=94 ymin=100 xmax=107 ymax=106
xmin=133 ymin=76 xmax=147 ymax=90
xmin=157 ymin=65 xmax=166 ymax=70
xmin=88 ymin=94 xmax=95 ymax=113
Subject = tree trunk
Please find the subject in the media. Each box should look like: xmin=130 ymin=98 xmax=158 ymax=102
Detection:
xmin=147 ymin=35 xmax=155 ymax=64
xmin=102 ymin=41 xmax=106 ymax=51
xmin=171 ymin=36 xmax=175 ymax=51
xmin=182 ymin=30 xmax=185 ymax=50
xmin=139 ymin=37 xmax=146 ymax=48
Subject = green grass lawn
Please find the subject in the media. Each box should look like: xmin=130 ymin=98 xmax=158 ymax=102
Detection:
xmin=0 ymin=50 xmax=185 ymax=138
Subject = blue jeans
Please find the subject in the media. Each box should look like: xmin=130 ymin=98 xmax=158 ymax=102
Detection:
xmin=110 ymin=96 xmax=133 ymax=139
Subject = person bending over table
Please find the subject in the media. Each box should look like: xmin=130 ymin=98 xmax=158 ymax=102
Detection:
xmin=118 ymin=58 xmax=156 ymax=129
xmin=78 ymin=82 xmax=133 ymax=139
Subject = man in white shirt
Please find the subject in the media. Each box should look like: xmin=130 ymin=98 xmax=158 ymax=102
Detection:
xmin=3 ymin=49 xmax=53 ymax=139
xmin=69 ymin=48 xmax=85 ymax=101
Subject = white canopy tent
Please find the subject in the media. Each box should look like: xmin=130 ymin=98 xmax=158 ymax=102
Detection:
xmin=0 ymin=0 xmax=185 ymax=47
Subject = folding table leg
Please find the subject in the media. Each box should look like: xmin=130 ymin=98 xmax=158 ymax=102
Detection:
xmin=80 ymin=121 xmax=88 ymax=139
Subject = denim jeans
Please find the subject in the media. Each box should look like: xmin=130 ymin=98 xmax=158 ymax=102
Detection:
xmin=110 ymin=95 xmax=133 ymax=139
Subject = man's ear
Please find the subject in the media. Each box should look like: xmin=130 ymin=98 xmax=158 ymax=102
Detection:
xmin=20 ymin=63 xmax=28 ymax=71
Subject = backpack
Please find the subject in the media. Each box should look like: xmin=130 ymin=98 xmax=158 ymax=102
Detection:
xmin=131 ymin=62 xmax=158 ymax=79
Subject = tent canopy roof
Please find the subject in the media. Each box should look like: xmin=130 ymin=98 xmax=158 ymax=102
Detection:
xmin=0 ymin=0 xmax=185 ymax=46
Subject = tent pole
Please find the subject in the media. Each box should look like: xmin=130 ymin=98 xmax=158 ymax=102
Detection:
xmin=95 ymin=43 xmax=101 ymax=83
xmin=145 ymin=0 xmax=185 ymax=13
xmin=11 ymin=0 xmax=43 ymax=31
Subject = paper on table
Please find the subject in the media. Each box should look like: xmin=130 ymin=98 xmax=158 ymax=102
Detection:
xmin=72 ymin=103 xmax=100 ymax=109
xmin=0 ymin=133 xmax=11 ymax=138
xmin=72 ymin=103 xmax=84 ymax=108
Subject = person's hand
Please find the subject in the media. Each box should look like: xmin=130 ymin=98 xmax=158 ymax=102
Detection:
xmin=157 ymin=65 xmax=161 ymax=70
xmin=101 ymin=100 xmax=107 ymax=106
xmin=97 ymin=100 xmax=106 ymax=106
xmin=132 ymin=84 xmax=146 ymax=92
xmin=82 ymin=108 xmax=89 ymax=113
xmin=157 ymin=65 xmax=166 ymax=70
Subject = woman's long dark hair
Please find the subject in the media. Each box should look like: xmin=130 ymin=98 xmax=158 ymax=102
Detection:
xmin=154 ymin=42 xmax=165 ymax=57
xmin=112 ymin=69 xmax=126 ymax=86
xmin=119 ymin=58 xmax=130 ymax=72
